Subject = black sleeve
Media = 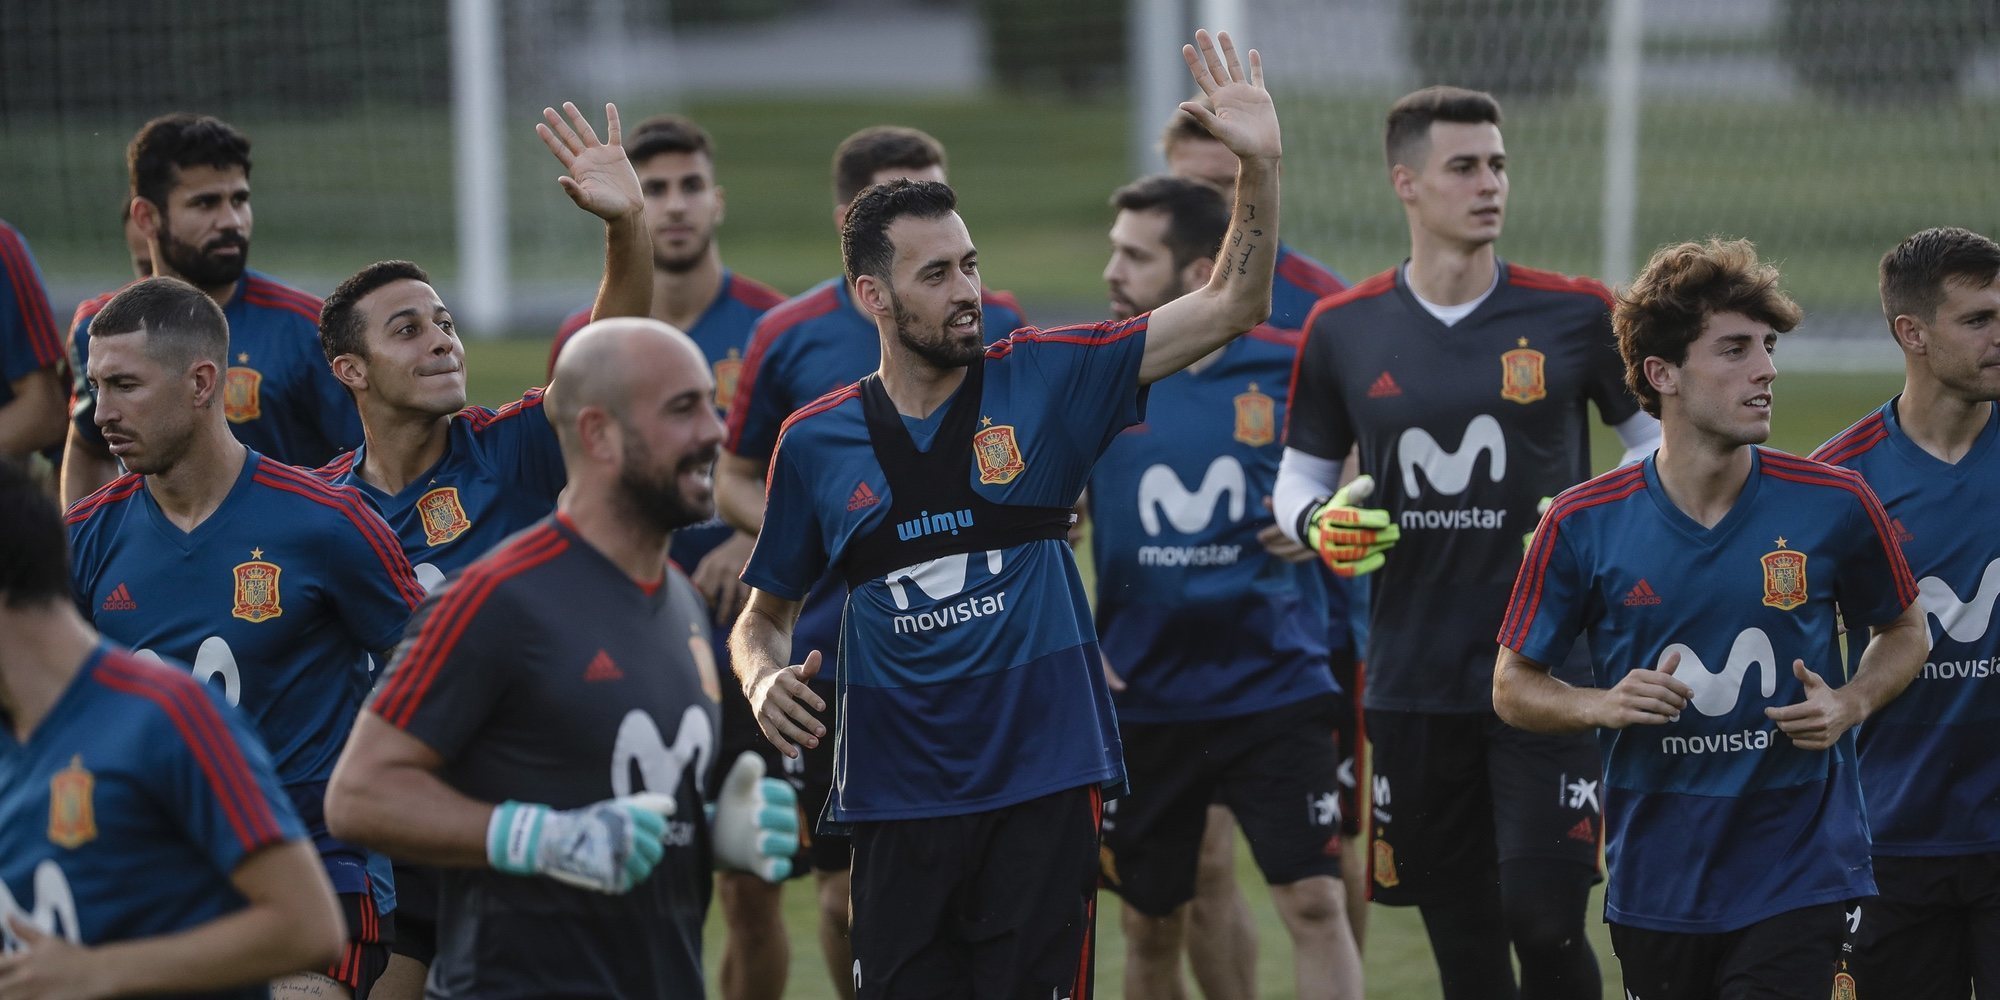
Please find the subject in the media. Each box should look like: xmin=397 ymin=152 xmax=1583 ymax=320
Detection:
xmin=1584 ymin=301 xmax=1640 ymax=425
xmin=368 ymin=576 xmax=522 ymax=761
xmin=1282 ymin=310 xmax=1355 ymax=460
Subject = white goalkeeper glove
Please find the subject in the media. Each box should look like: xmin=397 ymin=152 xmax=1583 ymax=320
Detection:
xmin=486 ymin=794 xmax=677 ymax=894
xmin=708 ymin=752 xmax=800 ymax=883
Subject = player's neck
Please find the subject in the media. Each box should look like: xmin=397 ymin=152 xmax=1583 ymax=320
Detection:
xmin=558 ymin=488 xmax=670 ymax=588
xmin=877 ymin=341 xmax=968 ymax=419
xmin=0 ymin=603 xmax=97 ymax=742
xmin=1405 ymin=238 xmax=1497 ymax=307
xmin=356 ymin=402 xmax=453 ymax=495
xmin=1894 ymin=375 xmax=1993 ymax=465
xmin=151 ymin=255 xmax=240 ymax=310
xmin=652 ymin=254 xmax=725 ymax=332
xmin=1652 ymin=428 xmax=1754 ymax=529
xmin=147 ymin=433 xmax=248 ymax=531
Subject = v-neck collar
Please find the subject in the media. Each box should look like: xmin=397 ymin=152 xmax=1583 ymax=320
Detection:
xmin=140 ymin=450 xmax=260 ymax=553
xmin=1883 ymin=395 xmax=1998 ymax=479
xmin=1393 ymin=259 xmax=1506 ymax=335
xmin=1641 ymin=448 xmax=1764 ymax=545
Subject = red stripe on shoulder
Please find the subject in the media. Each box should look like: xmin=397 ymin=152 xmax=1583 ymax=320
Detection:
xmin=373 ymin=525 xmax=569 ymax=728
xmin=769 ymin=384 xmax=863 ymax=494
xmin=1807 ymin=412 xmax=1889 ymax=467
xmin=728 ymin=275 xmax=788 ymax=311
xmin=251 ymin=461 xmax=428 ymax=608
xmin=980 ymin=288 xmax=1025 ymax=320
xmin=547 ymin=307 xmax=593 ymax=378
xmin=64 ymin=473 xmax=145 ymax=525
xmin=1300 ymin=269 xmax=1397 ymax=333
xmin=95 ymin=654 xmax=284 ymax=849
xmin=985 ymin=316 xmax=1148 ymax=359
xmin=1759 ymin=452 xmax=1919 ymax=600
xmin=242 ymin=275 xmax=325 ymax=312
xmin=1277 ymin=252 xmax=1348 ymax=298
xmin=1498 ymin=466 xmax=1648 ymax=647
xmin=71 ymin=287 xmax=126 ymax=333
xmin=0 ymin=224 xmax=61 ymax=365
xmin=1506 ymin=265 xmax=1615 ymax=308
xmin=725 ymin=285 xmax=845 ymax=451
xmin=1245 ymin=323 xmax=1304 ymax=349
xmin=312 ymin=450 xmax=359 ymax=479
xmin=460 ymin=386 xmax=548 ymax=431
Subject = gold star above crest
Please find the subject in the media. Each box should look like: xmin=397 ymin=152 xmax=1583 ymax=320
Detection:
xmin=1774 ymin=536 xmax=1788 ymax=549
xmin=1248 ymin=382 xmax=1260 ymax=392
xmin=250 ymin=547 xmax=264 ymax=559
xmin=237 ymin=352 xmax=249 ymax=363
xmin=1517 ymin=337 xmax=1529 ymax=347
xmin=980 ymin=415 xmax=994 ymax=428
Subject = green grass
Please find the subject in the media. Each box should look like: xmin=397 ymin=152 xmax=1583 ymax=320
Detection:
xmin=459 ymin=338 xmax=1903 ymax=998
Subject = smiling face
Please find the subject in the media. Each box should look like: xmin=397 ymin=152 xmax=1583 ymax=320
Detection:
xmin=1396 ymin=121 xmax=1507 ymax=250
xmin=1651 ymin=310 xmax=1778 ymax=448
xmin=612 ymin=334 xmax=727 ymax=533
xmin=344 ymin=278 xmax=467 ymax=417
xmin=876 ymin=211 xmax=985 ymax=369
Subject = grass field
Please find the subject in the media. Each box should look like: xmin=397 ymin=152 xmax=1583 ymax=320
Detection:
xmin=460 ymin=337 xmax=1904 ymax=999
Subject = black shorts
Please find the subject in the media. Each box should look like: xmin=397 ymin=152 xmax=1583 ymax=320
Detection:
xmin=387 ymin=863 xmax=437 ymax=966
xmin=1364 ymin=709 xmax=1602 ymax=905
xmin=1611 ymin=902 xmax=1847 ymax=1000
xmin=1841 ymin=851 xmax=2000 ymax=999
xmin=327 ymin=889 xmax=395 ymax=999
xmin=1104 ymin=695 xmax=1345 ymax=916
xmin=1328 ymin=649 xmax=1364 ymax=839
xmin=849 ymin=785 xmax=1102 ymax=999
xmin=719 ymin=675 xmax=850 ymax=874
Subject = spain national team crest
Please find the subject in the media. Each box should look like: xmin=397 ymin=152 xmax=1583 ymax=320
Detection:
xmin=48 ymin=755 xmax=97 ymax=849
xmin=1372 ymin=836 xmax=1400 ymax=888
xmin=713 ymin=350 xmax=743 ymax=413
xmin=1832 ymin=972 xmax=1857 ymax=1000
xmin=231 ymin=549 xmax=284 ymax=623
xmin=1760 ymin=537 xmax=1809 ymax=611
xmin=1233 ymin=382 xmax=1276 ymax=446
xmin=223 ymin=366 xmax=263 ymax=423
xmin=417 ymin=487 xmax=473 ymax=546
xmin=1500 ymin=338 xmax=1547 ymax=405
xmin=973 ymin=416 xmax=1026 ymax=485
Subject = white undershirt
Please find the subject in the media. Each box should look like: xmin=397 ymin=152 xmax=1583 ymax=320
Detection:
xmin=1406 ymin=261 xmax=1498 ymax=327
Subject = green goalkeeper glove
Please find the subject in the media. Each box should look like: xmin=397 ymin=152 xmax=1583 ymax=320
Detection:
xmin=487 ymin=794 xmax=677 ymax=894
xmin=1299 ymin=474 xmax=1400 ymax=577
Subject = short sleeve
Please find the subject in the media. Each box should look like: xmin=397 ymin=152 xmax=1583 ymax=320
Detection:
xmin=322 ymin=492 xmax=428 ymax=653
xmin=1283 ymin=310 xmax=1355 ymax=460
xmin=0 ymin=224 xmax=61 ymax=383
xmin=369 ymin=581 xmax=519 ymax=760
xmin=469 ymin=388 xmax=566 ymax=504
xmin=1833 ymin=477 xmax=1920 ymax=631
xmin=1496 ymin=514 xmax=1591 ymax=667
xmin=547 ymin=306 xmax=591 ymax=380
xmin=159 ymin=678 xmax=307 ymax=873
xmin=1004 ymin=316 xmax=1150 ymax=458
xmin=725 ymin=315 xmax=794 ymax=461
xmin=1584 ymin=303 xmax=1640 ymax=425
xmin=739 ymin=435 xmax=827 ymax=600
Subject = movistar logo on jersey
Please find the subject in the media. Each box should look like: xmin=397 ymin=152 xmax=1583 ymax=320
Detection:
xmin=1918 ymin=557 xmax=2000 ymax=645
xmin=1135 ymin=457 xmax=1248 ymax=567
xmin=897 ymin=509 xmax=975 ymax=542
xmin=1397 ymin=415 xmax=1508 ymax=530
xmin=0 ymin=860 xmax=81 ymax=948
xmin=883 ymin=550 xmax=1009 ymax=635
xmin=611 ymin=705 xmax=713 ymax=848
xmin=1659 ymin=628 xmax=1778 ymax=718
xmin=1660 ymin=727 xmax=1776 ymax=756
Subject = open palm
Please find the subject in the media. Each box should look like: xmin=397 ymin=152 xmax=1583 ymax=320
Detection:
xmin=536 ymin=101 xmax=644 ymax=222
xmin=1179 ymin=30 xmax=1281 ymax=162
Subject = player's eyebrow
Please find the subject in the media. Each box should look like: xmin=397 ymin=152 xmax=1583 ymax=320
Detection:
xmin=1955 ymin=306 xmax=1997 ymax=324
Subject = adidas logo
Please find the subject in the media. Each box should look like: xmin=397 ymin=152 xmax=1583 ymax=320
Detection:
xmin=847 ymin=481 xmax=881 ymax=511
xmin=583 ymin=649 xmax=624 ymax=683
xmin=100 ymin=583 xmax=137 ymax=612
xmin=1623 ymin=579 xmax=1662 ymax=607
xmin=1366 ymin=371 xmax=1402 ymax=398
xmin=1566 ymin=817 xmax=1596 ymax=843
xmin=1892 ymin=518 xmax=1914 ymax=545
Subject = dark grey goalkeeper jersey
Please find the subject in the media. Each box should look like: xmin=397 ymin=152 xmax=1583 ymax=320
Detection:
xmin=1286 ymin=262 xmax=1639 ymax=713
xmin=371 ymin=514 xmax=722 ymax=999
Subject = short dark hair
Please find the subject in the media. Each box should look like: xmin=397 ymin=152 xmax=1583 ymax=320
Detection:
xmin=841 ymin=179 xmax=958 ymax=284
xmin=1880 ymin=227 xmax=2000 ymax=328
xmin=1158 ymin=109 xmax=1216 ymax=158
xmin=0 ymin=459 xmax=69 ymax=609
xmin=1385 ymin=86 xmax=1502 ymax=169
xmin=1615 ymin=238 xmax=1803 ymax=417
xmin=626 ymin=114 xmax=715 ymax=166
xmin=1110 ymin=174 xmax=1230 ymax=271
xmin=128 ymin=113 xmax=253 ymax=210
xmin=91 ymin=276 xmax=229 ymax=369
xmin=321 ymin=260 xmax=431 ymax=363
xmin=833 ymin=126 xmax=947 ymax=207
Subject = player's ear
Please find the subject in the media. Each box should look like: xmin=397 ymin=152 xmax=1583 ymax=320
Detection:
xmin=1389 ymin=162 xmax=1418 ymax=205
xmin=1889 ymin=313 xmax=1927 ymax=356
xmin=576 ymin=405 xmax=621 ymax=465
xmin=833 ymin=202 xmax=849 ymax=233
xmin=1642 ymin=355 xmax=1679 ymax=402
xmin=187 ymin=356 xmax=222 ymax=409
xmin=713 ymin=185 xmax=726 ymax=227
xmin=853 ymin=274 xmax=892 ymax=321
xmin=131 ymin=196 xmax=162 ymax=241
xmin=330 ymin=353 xmax=369 ymax=393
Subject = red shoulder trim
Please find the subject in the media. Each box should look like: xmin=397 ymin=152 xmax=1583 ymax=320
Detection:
xmin=1497 ymin=465 xmax=1648 ymax=648
xmin=372 ymin=524 xmax=569 ymax=729
xmin=95 ymin=653 xmax=286 ymax=850
xmin=1277 ymin=251 xmax=1348 ymax=299
xmin=242 ymin=274 xmax=325 ymax=312
xmin=769 ymin=384 xmax=863 ymax=494
xmin=250 ymin=460 xmax=429 ymax=608
xmin=728 ymin=274 xmax=788 ymax=312
xmin=547 ymin=307 xmax=594 ymax=379
xmin=64 ymin=473 xmax=145 ymax=525
xmin=1506 ymin=265 xmax=1615 ymax=308
xmin=1807 ymin=412 xmax=1889 ymax=468
xmin=980 ymin=288 xmax=1026 ymax=321
xmin=0 ymin=223 xmax=61 ymax=366
xmin=312 ymin=450 xmax=359 ymax=479
xmin=1299 ymin=269 xmax=1397 ymax=335
xmin=1245 ymin=323 xmax=1305 ymax=349
xmin=725 ymin=284 xmax=846 ymax=451
xmin=1759 ymin=451 xmax=1919 ymax=602
xmin=984 ymin=316 xmax=1148 ymax=361
xmin=70 ymin=287 xmax=125 ymax=334
xmin=459 ymin=386 xmax=548 ymax=432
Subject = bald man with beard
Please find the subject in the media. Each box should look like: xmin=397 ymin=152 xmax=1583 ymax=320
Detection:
xmin=326 ymin=319 xmax=797 ymax=1000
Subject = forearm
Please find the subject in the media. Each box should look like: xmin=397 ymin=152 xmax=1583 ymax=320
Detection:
xmin=1493 ymin=649 xmax=1601 ymax=734
xmin=0 ymin=370 xmax=64 ymax=457
xmin=59 ymin=422 xmax=116 ymax=506
xmin=728 ymin=600 xmax=794 ymax=696
xmin=325 ymin=733 xmax=493 ymax=868
xmin=1844 ymin=612 xmax=1931 ymax=719
xmin=1137 ymin=156 xmax=1282 ymax=383
xmin=715 ymin=453 xmax=768 ymax=535
xmin=590 ymin=212 xmax=651 ymax=323
xmin=1274 ymin=447 xmax=1342 ymax=544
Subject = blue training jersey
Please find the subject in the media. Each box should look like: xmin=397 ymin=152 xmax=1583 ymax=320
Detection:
xmin=1814 ymin=399 xmax=2000 ymax=857
xmin=0 ymin=642 xmax=303 ymax=1000
xmin=726 ymin=275 xmax=1027 ymax=672
xmin=317 ymin=388 xmax=565 ymax=592
xmin=0 ymin=221 xmax=63 ymax=432
xmin=70 ymin=271 xmax=361 ymax=468
xmin=1088 ymin=326 xmax=1337 ymax=723
xmin=1498 ymin=449 xmax=1918 ymax=933
xmin=1271 ymin=243 xmax=1347 ymax=332
xmin=744 ymin=317 xmax=1144 ymax=822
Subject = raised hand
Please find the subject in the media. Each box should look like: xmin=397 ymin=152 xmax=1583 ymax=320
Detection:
xmin=536 ymin=101 xmax=643 ymax=222
xmin=1592 ymin=650 xmax=1692 ymax=729
xmin=1178 ymin=30 xmax=1280 ymax=164
xmin=1765 ymin=659 xmax=1860 ymax=751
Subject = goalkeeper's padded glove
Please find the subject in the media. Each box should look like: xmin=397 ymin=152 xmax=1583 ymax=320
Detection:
xmin=1298 ymin=474 xmax=1400 ymax=577
xmin=486 ymin=794 xmax=677 ymax=894
xmin=1521 ymin=496 xmax=1554 ymax=553
xmin=708 ymin=751 xmax=801 ymax=882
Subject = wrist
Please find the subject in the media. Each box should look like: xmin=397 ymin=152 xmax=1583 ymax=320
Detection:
xmin=486 ymin=801 xmax=546 ymax=873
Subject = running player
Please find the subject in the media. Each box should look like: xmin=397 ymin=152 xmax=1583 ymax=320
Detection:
xmin=63 ymin=113 xmax=361 ymax=504
xmin=1494 ymin=236 xmax=1930 ymax=1000
xmin=0 ymin=460 xmax=345 ymax=998
xmin=311 ymin=100 xmax=649 ymax=998
xmin=732 ymin=30 xmax=1279 ymax=996
xmin=1811 ymin=226 xmax=2000 ymax=999
xmin=1277 ymin=86 xmax=1661 ymax=1000
xmin=712 ymin=122 xmax=1027 ymax=1000
xmin=0 ymin=221 xmax=66 ymax=470
xmin=1088 ymin=173 xmax=1361 ymax=1000
xmin=65 ymin=277 xmax=428 ymax=1000
xmin=324 ymin=318 xmax=797 ymax=1000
